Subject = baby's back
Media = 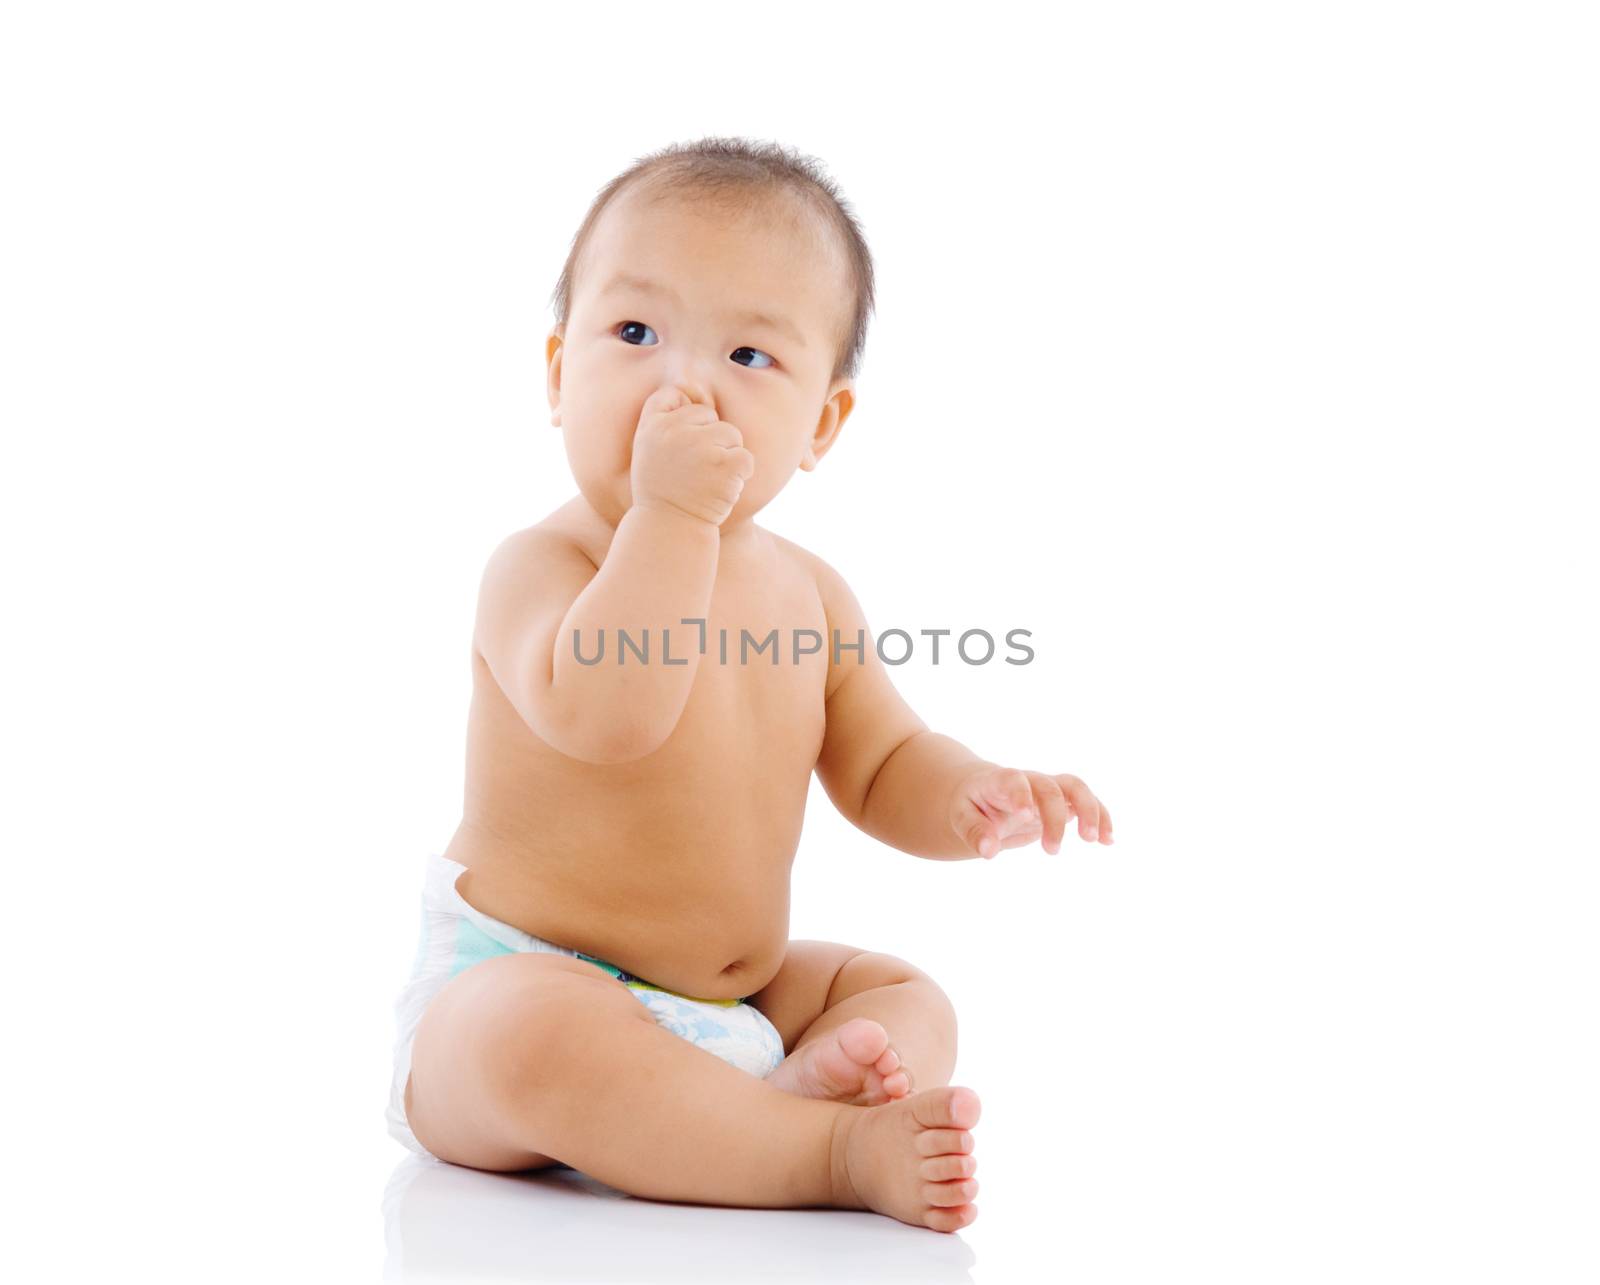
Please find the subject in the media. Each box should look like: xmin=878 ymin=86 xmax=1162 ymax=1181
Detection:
xmin=443 ymin=499 xmax=828 ymax=1000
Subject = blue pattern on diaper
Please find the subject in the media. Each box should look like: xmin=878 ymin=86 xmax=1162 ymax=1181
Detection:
xmin=434 ymin=934 xmax=784 ymax=1080
xmin=574 ymin=951 xmax=785 ymax=1079
xmin=625 ymin=987 xmax=786 ymax=1079
xmin=449 ymin=915 xmax=516 ymax=979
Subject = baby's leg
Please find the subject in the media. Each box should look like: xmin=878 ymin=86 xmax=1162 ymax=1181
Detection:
xmin=407 ymin=951 xmax=849 ymax=1204
xmin=404 ymin=952 xmax=981 ymax=1229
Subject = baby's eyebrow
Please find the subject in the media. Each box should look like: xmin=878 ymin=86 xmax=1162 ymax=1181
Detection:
xmin=600 ymin=271 xmax=808 ymax=349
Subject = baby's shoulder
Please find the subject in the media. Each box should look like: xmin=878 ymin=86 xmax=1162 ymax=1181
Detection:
xmin=763 ymin=533 xmax=861 ymax=626
xmin=761 ymin=535 xmax=874 ymax=703
xmin=473 ymin=510 xmax=605 ymax=625
xmin=765 ymin=531 xmax=831 ymax=595
xmin=483 ymin=504 xmax=605 ymax=576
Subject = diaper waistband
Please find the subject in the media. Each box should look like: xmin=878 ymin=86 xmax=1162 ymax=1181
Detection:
xmin=417 ymin=852 xmax=744 ymax=1007
xmin=420 ymin=852 xmax=557 ymax=956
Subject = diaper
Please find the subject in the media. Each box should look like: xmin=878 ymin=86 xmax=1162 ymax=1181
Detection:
xmin=385 ymin=852 xmax=787 ymax=1158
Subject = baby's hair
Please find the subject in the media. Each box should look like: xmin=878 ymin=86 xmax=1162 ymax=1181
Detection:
xmin=548 ymin=136 xmax=876 ymax=385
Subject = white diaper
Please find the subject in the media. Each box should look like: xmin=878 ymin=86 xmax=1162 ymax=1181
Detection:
xmin=385 ymin=853 xmax=787 ymax=1158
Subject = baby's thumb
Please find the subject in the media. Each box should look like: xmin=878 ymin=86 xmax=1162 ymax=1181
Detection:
xmin=641 ymin=383 xmax=713 ymax=430
xmin=643 ymin=384 xmax=686 ymax=415
xmin=677 ymin=380 xmax=720 ymax=415
xmin=952 ymin=799 xmax=1000 ymax=860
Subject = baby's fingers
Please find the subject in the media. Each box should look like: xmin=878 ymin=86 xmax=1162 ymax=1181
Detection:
xmin=953 ymin=767 xmax=1042 ymax=859
xmin=1025 ymin=772 xmax=1070 ymax=854
xmin=952 ymin=796 xmax=1014 ymax=859
xmin=976 ymin=768 xmax=1034 ymax=819
xmin=1055 ymin=774 xmax=1104 ymax=841
xmin=950 ymin=793 xmax=991 ymax=857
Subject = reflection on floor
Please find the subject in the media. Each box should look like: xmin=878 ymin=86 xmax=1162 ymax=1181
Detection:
xmin=381 ymin=1152 xmax=976 ymax=1284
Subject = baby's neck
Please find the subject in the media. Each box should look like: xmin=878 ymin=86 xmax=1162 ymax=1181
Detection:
xmin=715 ymin=514 xmax=763 ymax=553
xmin=581 ymin=495 xmax=769 ymax=560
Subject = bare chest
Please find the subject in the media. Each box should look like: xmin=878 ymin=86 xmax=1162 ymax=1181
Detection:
xmin=667 ymin=566 xmax=829 ymax=770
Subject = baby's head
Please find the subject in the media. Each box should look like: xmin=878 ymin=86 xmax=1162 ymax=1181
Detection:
xmin=545 ymin=137 xmax=875 ymax=529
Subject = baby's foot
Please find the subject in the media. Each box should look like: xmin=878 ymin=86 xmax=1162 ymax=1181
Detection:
xmin=829 ymin=1085 xmax=981 ymax=1233
xmin=766 ymin=1018 xmax=912 ymax=1106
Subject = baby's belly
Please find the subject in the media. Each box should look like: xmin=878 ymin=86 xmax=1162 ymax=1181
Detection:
xmin=446 ymin=620 xmax=826 ymax=998
xmin=447 ymin=813 xmax=797 ymax=1001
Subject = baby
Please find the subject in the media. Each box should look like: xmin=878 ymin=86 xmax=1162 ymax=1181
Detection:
xmin=385 ymin=138 xmax=1113 ymax=1234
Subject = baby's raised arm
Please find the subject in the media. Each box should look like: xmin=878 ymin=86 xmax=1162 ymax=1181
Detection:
xmin=472 ymin=510 xmax=714 ymax=763
xmin=473 ymin=384 xmax=752 ymax=764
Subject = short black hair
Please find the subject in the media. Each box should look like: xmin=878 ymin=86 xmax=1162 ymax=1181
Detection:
xmin=549 ymin=135 xmax=876 ymax=384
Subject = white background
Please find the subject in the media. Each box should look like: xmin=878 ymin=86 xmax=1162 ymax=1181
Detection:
xmin=4 ymin=3 xmax=1595 ymax=1282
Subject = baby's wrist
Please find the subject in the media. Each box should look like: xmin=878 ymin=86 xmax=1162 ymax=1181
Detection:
xmin=629 ymin=498 xmax=721 ymax=534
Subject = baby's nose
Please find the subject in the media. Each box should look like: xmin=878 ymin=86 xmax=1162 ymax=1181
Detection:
xmin=668 ymin=371 xmax=718 ymax=416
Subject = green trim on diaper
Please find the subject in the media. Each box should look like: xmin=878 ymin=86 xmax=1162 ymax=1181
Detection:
xmin=449 ymin=916 xmax=516 ymax=979
xmin=576 ymin=951 xmax=742 ymax=1007
xmin=436 ymin=924 xmax=744 ymax=1010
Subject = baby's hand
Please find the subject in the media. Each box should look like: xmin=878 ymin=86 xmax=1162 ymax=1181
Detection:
xmin=629 ymin=382 xmax=756 ymax=527
xmin=949 ymin=766 xmax=1114 ymax=859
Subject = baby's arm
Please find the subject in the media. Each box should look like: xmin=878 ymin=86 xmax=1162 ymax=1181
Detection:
xmin=473 ymin=506 xmax=718 ymax=764
xmin=806 ymin=550 xmax=1115 ymax=859
xmin=474 ymin=385 xmax=752 ymax=764
xmin=805 ymin=552 xmax=1002 ymax=859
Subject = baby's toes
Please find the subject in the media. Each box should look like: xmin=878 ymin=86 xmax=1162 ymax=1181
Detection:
xmin=924 ymin=1203 xmax=979 ymax=1233
xmin=835 ymin=1018 xmax=892 ymax=1068
xmin=925 ymin=1177 xmax=980 ymax=1208
xmin=921 ymin=1152 xmax=977 ymax=1182
xmin=914 ymin=1127 xmax=975 ymax=1157
xmin=871 ymin=1047 xmax=907 ymax=1096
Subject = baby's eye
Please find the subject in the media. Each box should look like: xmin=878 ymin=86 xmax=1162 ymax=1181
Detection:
xmin=615 ymin=322 xmax=775 ymax=371
xmin=731 ymin=346 xmax=776 ymax=370
xmin=616 ymin=320 xmax=658 ymax=346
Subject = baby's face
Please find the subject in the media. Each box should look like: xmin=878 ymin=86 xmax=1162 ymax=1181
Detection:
xmin=548 ymin=187 xmax=855 ymax=528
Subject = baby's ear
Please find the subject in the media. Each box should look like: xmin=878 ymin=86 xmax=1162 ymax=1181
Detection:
xmin=545 ymin=328 xmax=565 ymax=426
xmin=803 ymin=384 xmax=853 ymax=471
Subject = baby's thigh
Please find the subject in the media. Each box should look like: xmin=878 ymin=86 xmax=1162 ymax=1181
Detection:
xmin=405 ymin=952 xmax=645 ymax=1171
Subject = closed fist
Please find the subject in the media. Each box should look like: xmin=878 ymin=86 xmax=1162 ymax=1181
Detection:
xmin=629 ymin=382 xmax=756 ymax=527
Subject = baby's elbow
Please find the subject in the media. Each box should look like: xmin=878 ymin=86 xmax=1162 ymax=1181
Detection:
xmin=563 ymin=726 xmax=663 ymax=766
